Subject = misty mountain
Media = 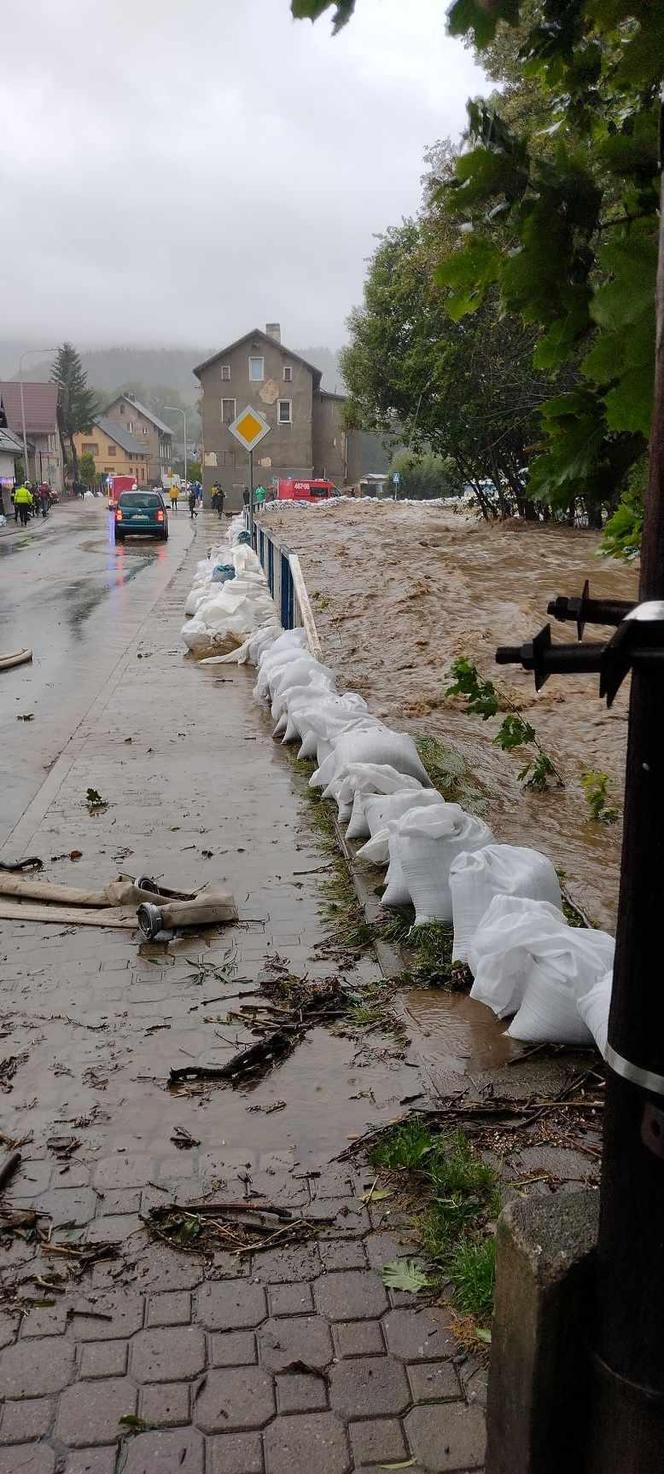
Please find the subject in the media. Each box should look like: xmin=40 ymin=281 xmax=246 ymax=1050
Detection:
xmin=0 ymin=341 xmax=345 ymax=400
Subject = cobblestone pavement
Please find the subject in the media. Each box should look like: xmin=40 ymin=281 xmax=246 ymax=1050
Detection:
xmin=0 ymin=512 xmax=486 ymax=1472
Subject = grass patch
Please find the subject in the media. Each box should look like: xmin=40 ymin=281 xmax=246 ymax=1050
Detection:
xmin=377 ymin=909 xmax=459 ymax=989
xmin=368 ymin=1119 xmax=500 ymax=1334
xmin=300 ymin=785 xmax=375 ymax=955
xmin=416 ymin=735 xmax=490 ymax=817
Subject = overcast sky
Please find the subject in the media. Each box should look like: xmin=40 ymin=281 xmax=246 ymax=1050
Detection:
xmin=3 ymin=0 xmax=485 ymax=351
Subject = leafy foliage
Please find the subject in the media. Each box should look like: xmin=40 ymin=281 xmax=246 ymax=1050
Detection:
xmin=340 ymin=212 xmax=558 ymax=522
xmin=439 ymin=0 xmax=660 ymax=542
xmin=387 ymin=449 xmax=459 ymax=500
xmin=382 ymin=1258 xmax=431 ymax=1293
xmin=580 ymin=769 xmax=620 ymax=824
xmin=446 ymin=656 xmax=563 ymax=788
xmin=295 ymin=0 xmax=660 ymax=547
xmin=79 ymin=452 xmax=97 ymax=488
xmin=291 ymin=0 xmax=356 ymax=30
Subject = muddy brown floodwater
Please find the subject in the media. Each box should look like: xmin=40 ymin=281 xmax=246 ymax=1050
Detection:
xmin=264 ymin=500 xmax=639 ymax=930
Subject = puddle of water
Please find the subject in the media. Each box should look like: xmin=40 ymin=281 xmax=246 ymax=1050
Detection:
xmin=402 ymin=987 xmax=516 ymax=1079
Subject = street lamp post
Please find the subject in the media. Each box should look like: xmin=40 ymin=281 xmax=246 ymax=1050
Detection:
xmin=18 ymin=348 xmax=57 ymax=483
xmin=165 ymin=407 xmax=187 ymax=497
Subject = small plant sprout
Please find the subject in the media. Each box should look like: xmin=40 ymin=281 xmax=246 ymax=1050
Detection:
xmin=581 ymin=770 xmax=620 ymax=825
xmin=446 ymin=656 xmax=563 ymax=790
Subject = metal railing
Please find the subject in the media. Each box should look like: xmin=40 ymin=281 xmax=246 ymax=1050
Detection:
xmin=252 ymin=519 xmax=322 ymax=657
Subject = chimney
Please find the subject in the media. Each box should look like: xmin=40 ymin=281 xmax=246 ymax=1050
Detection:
xmin=265 ymin=323 xmax=281 ymax=344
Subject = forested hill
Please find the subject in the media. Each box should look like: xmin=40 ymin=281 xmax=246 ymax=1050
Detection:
xmin=0 ymin=343 xmax=344 ymax=401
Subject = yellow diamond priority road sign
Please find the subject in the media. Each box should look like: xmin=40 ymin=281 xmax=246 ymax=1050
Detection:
xmin=229 ymin=405 xmax=271 ymax=453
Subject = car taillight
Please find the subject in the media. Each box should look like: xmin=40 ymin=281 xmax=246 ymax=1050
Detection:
xmin=156 ymin=509 xmax=164 ymax=522
xmin=115 ymin=509 xmax=122 ymax=520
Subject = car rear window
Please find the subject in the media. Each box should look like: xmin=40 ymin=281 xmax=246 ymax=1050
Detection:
xmin=118 ymin=493 xmax=161 ymax=508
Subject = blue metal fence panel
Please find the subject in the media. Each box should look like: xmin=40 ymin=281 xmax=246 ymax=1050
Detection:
xmin=280 ymin=550 xmax=293 ymax=629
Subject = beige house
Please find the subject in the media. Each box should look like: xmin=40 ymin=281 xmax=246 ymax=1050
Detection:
xmin=194 ymin=324 xmax=350 ymax=508
xmin=103 ymin=394 xmax=173 ymax=484
xmin=73 ymin=416 xmax=150 ymax=484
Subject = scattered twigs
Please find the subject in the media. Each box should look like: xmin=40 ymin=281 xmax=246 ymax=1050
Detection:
xmin=0 ymin=1150 xmax=21 ymax=1191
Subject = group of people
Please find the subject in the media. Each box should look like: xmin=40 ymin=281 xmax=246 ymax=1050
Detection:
xmin=11 ymin=481 xmax=53 ymax=526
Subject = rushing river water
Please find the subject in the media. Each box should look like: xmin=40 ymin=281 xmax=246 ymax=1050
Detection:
xmin=265 ymin=500 xmax=639 ymax=930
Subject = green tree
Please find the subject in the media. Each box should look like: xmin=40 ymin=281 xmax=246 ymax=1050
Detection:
xmin=388 ymin=450 xmax=459 ymax=500
xmin=341 ymin=214 xmax=557 ymax=519
xmin=293 ymin=0 xmax=661 ymax=551
xmin=51 ymin=344 xmax=98 ymax=483
xmin=79 ymin=452 xmax=97 ymax=488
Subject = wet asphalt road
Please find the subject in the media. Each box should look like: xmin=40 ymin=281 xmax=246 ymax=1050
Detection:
xmin=0 ymin=497 xmax=195 ymax=846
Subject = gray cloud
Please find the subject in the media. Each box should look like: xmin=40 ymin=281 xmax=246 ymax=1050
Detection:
xmin=2 ymin=0 xmax=485 ymax=348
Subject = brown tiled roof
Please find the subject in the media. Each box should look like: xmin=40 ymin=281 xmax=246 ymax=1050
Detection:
xmin=0 ymin=381 xmax=59 ymax=435
xmin=193 ymin=330 xmax=322 ymax=385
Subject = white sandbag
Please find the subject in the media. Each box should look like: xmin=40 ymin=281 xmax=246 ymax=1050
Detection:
xmin=381 ymin=848 xmax=412 ymax=908
xmin=289 ymin=692 xmax=369 ymax=750
xmin=316 ymin=729 xmax=430 ymax=799
xmin=345 ymin=772 xmax=428 ymax=840
xmin=395 ymin=804 xmax=494 ymax=927
xmin=310 ymin=722 xmax=388 ymax=790
xmin=356 ymin=790 xmax=446 ymax=862
xmin=507 ymin=966 xmax=594 ymax=1045
xmin=577 ymin=971 xmax=612 ymax=1055
xmin=204 ymin=620 xmax=281 ymax=667
xmin=506 ymin=929 xmax=614 ymax=1042
xmin=469 ymin=896 xmax=569 ymax=1018
xmin=258 ymin=627 xmax=307 ymax=665
xmin=254 ymin=649 xmax=305 ymax=701
xmin=450 ymin=845 xmax=562 ymax=965
xmin=269 ymin=659 xmax=336 ymax=717
xmin=469 ymin=896 xmax=614 ymax=1040
xmin=232 ymin=544 xmax=263 ymax=576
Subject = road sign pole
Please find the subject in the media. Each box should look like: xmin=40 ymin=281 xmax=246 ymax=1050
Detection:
xmin=249 ymin=449 xmax=254 ymax=543
xmin=587 ymin=147 xmax=664 ymax=1474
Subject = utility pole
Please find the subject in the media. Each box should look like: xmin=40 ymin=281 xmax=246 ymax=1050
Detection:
xmin=587 ymin=116 xmax=664 ymax=1474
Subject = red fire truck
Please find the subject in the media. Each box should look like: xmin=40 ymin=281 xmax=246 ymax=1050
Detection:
xmin=276 ymin=478 xmax=337 ymax=503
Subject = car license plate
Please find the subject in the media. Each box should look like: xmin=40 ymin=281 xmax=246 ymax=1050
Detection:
xmin=132 ymin=515 xmax=148 ymax=521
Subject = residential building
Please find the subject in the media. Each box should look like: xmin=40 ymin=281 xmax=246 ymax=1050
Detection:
xmin=103 ymin=393 xmax=174 ymax=484
xmin=73 ymin=416 xmax=150 ymax=484
xmin=0 ymin=381 xmax=64 ymax=490
xmin=194 ymin=323 xmax=389 ymax=509
xmin=0 ymin=424 xmax=24 ymax=515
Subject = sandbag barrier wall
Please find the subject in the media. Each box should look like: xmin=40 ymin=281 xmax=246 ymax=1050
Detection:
xmin=254 ymin=520 xmax=322 ymax=658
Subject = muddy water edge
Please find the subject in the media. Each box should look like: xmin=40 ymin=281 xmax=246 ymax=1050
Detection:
xmin=264 ymin=500 xmax=638 ymax=932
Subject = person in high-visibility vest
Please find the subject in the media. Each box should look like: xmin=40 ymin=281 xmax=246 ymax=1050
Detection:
xmin=13 ymin=484 xmax=33 ymax=527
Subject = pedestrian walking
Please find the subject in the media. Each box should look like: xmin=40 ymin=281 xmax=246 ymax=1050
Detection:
xmin=188 ymin=487 xmax=198 ymax=519
xmin=14 ymin=483 xmax=33 ymax=527
xmin=169 ymin=484 xmax=179 ymax=514
xmin=254 ymin=484 xmax=266 ymax=510
xmin=211 ymin=483 xmax=225 ymax=519
xmin=38 ymin=483 xmax=50 ymax=518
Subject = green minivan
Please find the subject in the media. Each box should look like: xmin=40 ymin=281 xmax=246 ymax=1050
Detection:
xmin=114 ymin=491 xmax=168 ymax=543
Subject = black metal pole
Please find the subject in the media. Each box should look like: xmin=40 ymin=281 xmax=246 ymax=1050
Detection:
xmin=588 ymin=137 xmax=664 ymax=1474
xmin=249 ymin=448 xmax=254 ymax=544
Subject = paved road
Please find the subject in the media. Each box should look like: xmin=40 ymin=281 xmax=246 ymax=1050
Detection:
xmin=0 ymin=498 xmax=196 ymax=847
xmin=0 ymin=516 xmax=486 ymax=1472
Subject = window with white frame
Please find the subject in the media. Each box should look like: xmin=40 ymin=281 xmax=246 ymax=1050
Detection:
xmin=283 ymin=363 xmax=293 ymax=382
xmin=222 ymin=398 xmax=236 ymax=425
xmin=221 ymin=364 xmax=231 ymax=381
xmin=249 ymin=356 xmax=264 ymax=382
xmin=278 ymin=399 xmax=292 ymax=425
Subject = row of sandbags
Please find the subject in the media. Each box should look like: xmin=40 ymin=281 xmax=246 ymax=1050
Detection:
xmin=181 ymin=516 xmax=279 ymax=658
xmin=247 ymin=626 xmax=614 ymax=1053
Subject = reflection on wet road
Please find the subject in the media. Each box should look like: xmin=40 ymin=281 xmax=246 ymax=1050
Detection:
xmin=0 ymin=500 xmax=195 ymax=845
